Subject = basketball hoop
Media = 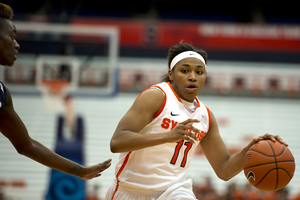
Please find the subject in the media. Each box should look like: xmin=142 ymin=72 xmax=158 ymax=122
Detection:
xmin=39 ymin=79 xmax=71 ymax=113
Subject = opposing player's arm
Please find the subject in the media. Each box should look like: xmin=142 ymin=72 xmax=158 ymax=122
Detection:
xmin=0 ymin=86 xmax=34 ymax=151
xmin=0 ymin=87 xmax=111 ymax=180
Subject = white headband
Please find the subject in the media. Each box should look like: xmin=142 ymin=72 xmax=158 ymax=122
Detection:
xmin=170 ymin=51 xmax=206 ymax=70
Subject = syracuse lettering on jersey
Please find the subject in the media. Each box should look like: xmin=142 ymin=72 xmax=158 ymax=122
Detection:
xmin=160 ymin=117 xmax=207 ymax=141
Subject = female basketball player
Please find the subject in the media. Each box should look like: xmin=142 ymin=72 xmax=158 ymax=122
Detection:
xmin=105 ymin=42 xmax=287 ymax=199
xmin=0 ymin=3 xmax=111 ymax=180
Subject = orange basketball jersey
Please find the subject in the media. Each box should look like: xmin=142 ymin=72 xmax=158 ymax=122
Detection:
xmin=113 ymin=82 xmax=211 ymax=194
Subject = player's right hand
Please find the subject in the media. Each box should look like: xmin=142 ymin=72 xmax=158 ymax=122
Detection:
xmin=166 ymin=119 xmax=200 ymax=143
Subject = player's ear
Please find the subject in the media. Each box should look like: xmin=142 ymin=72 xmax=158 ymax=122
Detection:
xmin=168 ymin=69 xmax=173 ymax=83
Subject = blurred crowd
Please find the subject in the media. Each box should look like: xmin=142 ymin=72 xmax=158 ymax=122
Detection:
xmin=1 ymin=179 xmax=300 ymax=200
xmin=193 ymin=176 xmax=300 ymax=200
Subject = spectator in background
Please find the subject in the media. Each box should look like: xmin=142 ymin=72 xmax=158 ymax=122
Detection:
xmin=293 ymin=191 xmax=300 ymax=200
xmin=87 ymin=184 xmax=101 ymax=200
xmin=193 ymin=176 xmax=219 ymax=200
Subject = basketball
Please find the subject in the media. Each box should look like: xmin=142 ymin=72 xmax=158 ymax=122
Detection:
xmin=243 ymin=140 xmax=295 ymax=191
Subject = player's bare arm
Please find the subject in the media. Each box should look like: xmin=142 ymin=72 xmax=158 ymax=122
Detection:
xmin=0 ymin=86 xmax=111 ymax=180
xmin=110 ymin=89 xmax=166 ymax=153
xmin=201 ymin=110 xmax=288 ymax=181
xmin=110 ymin=89 xmax=199 ymax=153
xmin=200 ymin=110 xmax=234 ymax=181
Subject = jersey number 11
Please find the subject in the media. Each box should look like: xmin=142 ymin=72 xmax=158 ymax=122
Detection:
xmin=170 ymin=140 xmax=193 ymax=168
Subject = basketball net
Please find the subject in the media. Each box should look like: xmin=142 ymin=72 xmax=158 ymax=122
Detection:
xmin=39 ymin=79 xmax=71 ymax=113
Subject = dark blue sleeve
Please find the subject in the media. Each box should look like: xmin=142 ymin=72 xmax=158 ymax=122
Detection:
xmin=0 ymin=81 xmax=7 ymax=111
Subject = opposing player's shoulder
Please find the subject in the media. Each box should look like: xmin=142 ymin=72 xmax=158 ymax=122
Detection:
xmin=0 ymin=82 xmax=7 ymax=111
xmin=0 ymin=82 xmax=13 ymax=113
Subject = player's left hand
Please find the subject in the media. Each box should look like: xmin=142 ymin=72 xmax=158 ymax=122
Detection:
xmin=252 ymin=133 xmax=288 ymax=147
xmin=79 ymin=158 xmax=112 ymax=180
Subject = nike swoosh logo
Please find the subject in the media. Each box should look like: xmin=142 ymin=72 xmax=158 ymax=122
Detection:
xmin=171 ymin=112 xmax=180 ymax=116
